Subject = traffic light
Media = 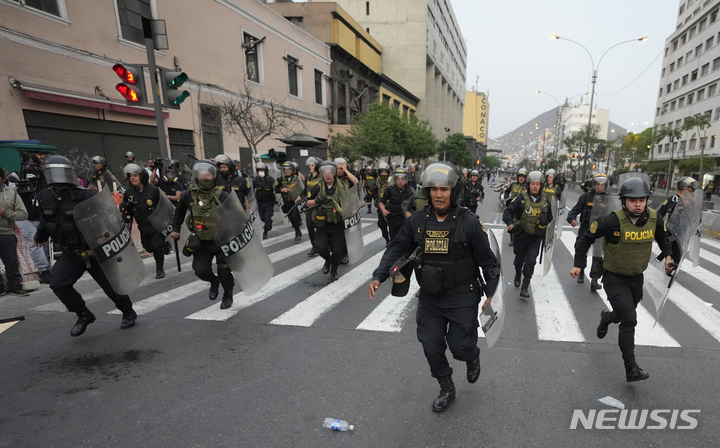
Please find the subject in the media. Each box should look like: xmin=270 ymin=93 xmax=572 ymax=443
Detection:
xmin=160 ymin=68 xmax=189 ymax=109
xmin=112 ymin=63 xmax=147 ymax=105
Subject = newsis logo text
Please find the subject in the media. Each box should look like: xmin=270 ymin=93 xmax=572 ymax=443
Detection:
xmin=570 ymin=409 xmax=699 ymax=430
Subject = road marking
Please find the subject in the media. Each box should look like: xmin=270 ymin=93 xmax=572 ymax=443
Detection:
xmin=267 ymin=223 xmax=371 ymax=263
xmin=356 ymin=277 xmax=419 ymax=332
xmin=531 ymin=264 xmax=586 ymax=342
xmin=668 ymin=283 xmax=720 ymax=343
xmin=270 ymin=252 xmax=385 ymax=327
xmin=108 ymin=281 xmax=208 ymax=315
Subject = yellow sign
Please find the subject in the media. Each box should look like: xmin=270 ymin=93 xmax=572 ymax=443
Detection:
xmin=425 ymin=238 xmax=449 ymax=253
xmin=624 ymin=230 xmax=654 ymax=241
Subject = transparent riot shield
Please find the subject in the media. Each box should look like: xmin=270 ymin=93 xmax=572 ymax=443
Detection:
xmin=203 ymin=193 xmax=274 ymax=296
xmin=539 ymin=196 xmax=558 ymax=277
xmin=73 ymin=188 xmax=145 ymax=295
xmin=246 ymin=187 xmax=264 ymax=237
xmin=558 ymin=190 xmax=567 ymax=215
xmin=146 ymin=191 xmax=175 ymax=241
xmin=688 ymin=189 xmax=703 ymax=267
xmin=480 ymin=230 xmax=505 ymax=348
xmin=619 ymin=172 xmax=650 ymax=188
xmin=589 ymin=194 xmax=621 ymax=258
xmin=338 ymin=183 xmax=364 ymax=265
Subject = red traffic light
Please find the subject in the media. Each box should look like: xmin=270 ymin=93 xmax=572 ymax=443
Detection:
xmin=116 ymin=83 xmax=141 ymax=102
xmin=112 ymin=64 xmax=140 ymax=84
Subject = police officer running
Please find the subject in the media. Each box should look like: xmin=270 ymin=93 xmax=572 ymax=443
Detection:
xmin=150 ymin=165 xmax=184 ymax=206
xmin=34 ymin=156 xmax=137 ymax=336
xmin=302 ymin=157 xmax=322 ymax=256
xmin=567 ymin=174 xmax=609 ymax=291
xmin=502 ymin=170 xmax=553 ymax=299
xmin=504 ymin=169 xmax=527 ymax=246
xmin=464 ymin=169 xmax=485 ymax=214
xmin=120 ymin=164 xmax=168 ymax=279
xmin=252 ymin=162 xmax=276 ymax=240
xmin=88 ymin=156 xmax=121 ymax=192
xmin=658 ymin=176 xmax=699 ymax=219
xmin=363 ymin=166 xmax=376 ymax=214
xmin=170 ymin=160 xmax=235 ymax=309
xmin=570 ymin=178 xmax=675 ymax=382
xmin=276 ymin=161 xmax=304 ymax=241
xmin=543 ymin=168 xmax=561 ymax=202
xmin=368 ymin=163 xmax=500 ymax=413
xmin=364 ymin=162 xmax=391 ymax=246
xmin=378 ymin=166 xmax=414 ymax=241
xmin=215 ymin=154 xmax=251 ymax=212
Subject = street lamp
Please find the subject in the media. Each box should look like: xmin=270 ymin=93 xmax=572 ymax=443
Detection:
xmin=551 ymin=34 xmax=648 ymax=181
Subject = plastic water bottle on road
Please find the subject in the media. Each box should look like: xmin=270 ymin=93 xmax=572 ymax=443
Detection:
xmin=322 ymin=418 xmax=354 ymax=431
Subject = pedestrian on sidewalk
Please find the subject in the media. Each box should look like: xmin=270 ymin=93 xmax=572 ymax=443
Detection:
xmin=0 ymin=167 xmax=30 ymax=296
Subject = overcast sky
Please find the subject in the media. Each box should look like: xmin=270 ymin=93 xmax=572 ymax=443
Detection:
xmin=452 ymin=0 xmax=679 ymax=138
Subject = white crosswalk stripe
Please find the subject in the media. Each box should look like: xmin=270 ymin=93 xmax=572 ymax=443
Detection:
xmin=531 ymin=262 xmax=586 ymax=342
xmin=356 ymin=278 xmax=420 ymax=332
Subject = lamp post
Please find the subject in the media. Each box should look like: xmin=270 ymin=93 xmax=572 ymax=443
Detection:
xmin=551 ymin=35 xmax=648 ymax=181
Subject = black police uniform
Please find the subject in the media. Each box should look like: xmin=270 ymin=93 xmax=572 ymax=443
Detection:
xmin=120 ymin=183 xmax=166 ymax=274
xmin=364 ymin=177 xmax=390 ymax=244
xmin=218 ymin=172 xmax=251 ymax=208
xmin=464 ymin=180 xmax=485 ymax=214
xmin=35 ymin=187 xmax=135 ymax=318
xmin=379 ymin=183 xmax=414 ymax=240
xmin=310 ymin=180 xmax=346 ymax=276
xmin=276 ymin=174 xmax=303 ymax=235
xmin=372 ymin=204 xmax=500 ymax=380
xmin=90 ymin=168 xmax=121 ymax=192
xmin=363 ymin=169 xmax=377 ymax=213
xmin=502 ymin=191 xmax=553 ymax=284
xmin=574 ymin=207 xmax=672 ymax=376
xmin=253 ymin=175 xmax=276 ymax=232
xmin=567 ymin=190 xmax=607 ymax=281
xmin=158 ymin=175 xmax=184 ymax=206
xmin=657 ymin=193 xmax=682 ymax=219
xmin=302 ymin=172 xmax=321 ymax=253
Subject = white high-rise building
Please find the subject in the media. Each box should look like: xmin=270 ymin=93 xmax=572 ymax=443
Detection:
xmin=652 ymin=0 xmax=720 ymax=186
xmin=557 ymin=102 xmax=610 ymax=159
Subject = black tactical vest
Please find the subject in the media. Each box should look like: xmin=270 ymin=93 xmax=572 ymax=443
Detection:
xmin=253 ymin=176 xmax=275 ymax=202
xmin=386 ymin=184 xmax=413 ymax=218
xmin=37 ymin=187 xmax=88 ymax=249
xmin=306 ymin=173 xmax=320 ymax=199
xmin=123 ymin=184 xmax=160 ymax=234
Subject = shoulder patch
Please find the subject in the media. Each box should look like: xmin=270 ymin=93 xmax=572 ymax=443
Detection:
xmin=478 ymin=218 xmax=487 ymax=233
xmin=662 ymin=199 xmax=668 ymax=205
xmin=590 ymin=221 xmax=598 ymax=234
xmin=613 ymin=231 xmax=620 ymax=237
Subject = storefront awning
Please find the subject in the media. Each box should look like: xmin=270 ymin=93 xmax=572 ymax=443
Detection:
xmin=13 ymin=80 xmax=169 ymax=118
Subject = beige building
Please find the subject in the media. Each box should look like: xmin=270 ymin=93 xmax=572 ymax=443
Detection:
xmin=0 ymin=0 xmax=331 ymax=178
xmin=307 ymin=0 xmax=467 ymax=139
xmin=463 ymin=91 xmax=489 ymax=144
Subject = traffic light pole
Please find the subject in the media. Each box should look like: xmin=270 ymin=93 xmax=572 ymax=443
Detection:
xmin=143 ymin=18 xmax=169 ymax=161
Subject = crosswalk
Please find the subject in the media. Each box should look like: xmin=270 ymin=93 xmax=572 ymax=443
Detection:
xmin=7 ymin=213 xmax=720 ymax=349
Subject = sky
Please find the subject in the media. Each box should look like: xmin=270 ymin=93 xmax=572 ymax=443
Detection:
xmin=451 ymin=0 xmax=680 ymax=139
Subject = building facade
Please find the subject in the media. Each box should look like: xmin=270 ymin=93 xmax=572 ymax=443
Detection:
xmin=558 ymin=102 xmax=610 ymax=157
xmin=463 ymin=91 xmax=489 ymax=145
xmin=0 ymin=0 xmax=331 ymax=179
xmin=307 ymin=0 xmax=467 ymax=139
xmin=653 ymin=0 xmax=720 ymax=186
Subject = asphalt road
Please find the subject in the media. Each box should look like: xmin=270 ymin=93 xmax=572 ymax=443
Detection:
xmin=1 ymin=192 xmax=719 ymax=448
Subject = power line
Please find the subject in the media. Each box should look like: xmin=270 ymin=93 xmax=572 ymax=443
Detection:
xmin=596 ymin=48 xmax=664 ymax=98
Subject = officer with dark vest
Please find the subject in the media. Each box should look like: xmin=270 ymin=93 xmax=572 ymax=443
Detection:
xmin=334 ymin=158 xmax=358 ymax=189
xmin=88 ymin=156 xmax=121 ymax=192
xmin=570 ymin=178 xmax=675 ymax=382
xmin=252 ymin=162 xmax=276 ymax=240
xmin=408 ymin=163 xmax=420 ymax=190
xmin=34 ymin=156 xmax=137 ymax=336
xmin=302 ymin=157 xmax=322 ymax=256
xmin=503 ymin=170 xmax=553 ymax=299
xmin=504 ymin=169 xmax=527 ymax=247
xmin=658 ymin=176 xmax=699 ymax=220
xmin=306 ymin=161 xmax=347 ymax=282
xmin=463 ymin=169 xmax=485 ymax=214
xmin=364 ymin=162 xmax=391 ymax=246
xmin=150 ymin=166 xmax=183 ymax=206
xmin=368 ymin=163 xmax=500 ymax=413
xmin=124 ymin=151 xmax=136 ymax=166
xmin=543 ymin=168 xmax=561 ymax=203
xmin=567 ymin=173 xmax=609 ymax=292
xmin=363 ymin=166 xmax=376 ymax=214
xmin=404 ymin=183 xmax=428 ymax=218
xmin=120 ymin=163 xmax=168 ymax=279
xmin=215 ymin=154 xmax=251 ymax=212
xmin=276 ymin=161 xmax=303 ymax=241
xmin=379 ymin=167 xmax=415 ymax=241
xmin=170 ymin=160 xmax=235 ymax=310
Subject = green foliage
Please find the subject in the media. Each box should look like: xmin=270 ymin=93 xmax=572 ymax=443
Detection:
xmin=443 ymin=133 xmax=474 ymax=168
xmin=677 ymin=155 xmax=716 ymax=174
xmin=482 ymin=155 xmax=501 ymax=169
xmin=620 ymin=128 xmax=654 ymax=164
xmin=404 ymin=114 xmax=438 ymax=161
xmin=329 ymin=133 xmax=361 ymax=163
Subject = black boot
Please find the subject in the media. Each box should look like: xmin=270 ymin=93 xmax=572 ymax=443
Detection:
xmin=307 ymin=246 xmax=318 ymax=257
xmin=209 ymin=278 xmax=220 ymax=300
xmin=577 ymin=269 xmax=585 ymax=284
xmin=519 ymin=278 xmax=530 ymax=299
xmin=341 ymin=255 xmax=349 ymax=265
xmin=590 ymin=278 xmax=602 ymax=292
xmin=262 ymin=230 xmax=269 ymax=240
xmin=121 ymin=310 xmax=137 ymax=330
xmin=294 ymin=230 xmax=302 ymax=242
xmin=70 ymin=309 xmax=96 ymax=337
xmin=156 ymin=266 xmax=165 ymax=279
xmin=322 ymin=259 xmax=331 ymax=275
xmin=432 ymin=376 xmax=456 ymax=412
xmin=514 ymin=270 xmax=522 ymax=288
xmin=626 ymin=366 xmax=650 ymax=382
xmin=466 ymin=354 xmax=481 ymax=383
xmin=596 ymin=309 xmax=613 ymax=339
xmin=220 ymin=291 xmax=233 ymax=310
xmin=330 ymin=269 xmax=339 ymax=282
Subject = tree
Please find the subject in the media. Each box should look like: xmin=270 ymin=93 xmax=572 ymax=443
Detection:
xmin=656 ymin=127 xmax=683 ymax=195
xmin=220 ymin=82 xmax=303 ymax=160
xmin=620 ymin=128 xmax=654 ymax=165
xmin=345 ymin=102 xmax=405 ymax=162
xmin=683 ymin=113 xmax=713 ymax=183
xmin=562 ymin=131 xmax=588 ymax=177
xmin=328 ymin=132 xmax=362 ymax=163
xmin=443 ymin=133 xmax=474 ymax=167
xmin=403 ymin=114 xmax=438 ymax=163
xmin=482 ymin=155 xmax=501 ymax=170
xmin=677 ymin=155 xmax=716 ymax=175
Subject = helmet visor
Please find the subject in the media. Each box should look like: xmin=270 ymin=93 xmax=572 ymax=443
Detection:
xmin=193 ymin=162 xmax=217 ymax=179
xmin=420 ymin=164 xmax=459 ymax=188
xmin=44 ymin=162 xmax=78 ymax=185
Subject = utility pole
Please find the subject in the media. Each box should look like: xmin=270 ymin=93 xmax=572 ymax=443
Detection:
xmin=143 ymin=17 xmax=169 ymax=160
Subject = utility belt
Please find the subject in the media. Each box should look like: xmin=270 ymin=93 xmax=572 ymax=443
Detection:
xmin=64 ymin=246 xmax=95 ymax=268
xmin=445 ymin=280 xmax=483 ymax=296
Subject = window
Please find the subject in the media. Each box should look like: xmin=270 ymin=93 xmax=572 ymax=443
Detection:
xmin=286 ymin=55 xmax=301 ymax=97
xmin=667 ymin=84 xmax=672 ymax=94
xmin=393 ymin=100 xmax=401 ymax=110
xmin=382 ymin=94 xmax=391 ymax=105
xmin=708 ymin=36 xmax=715 ymax=50
xmin=673 ymin=40 xmax=679 ymax=51
xmin=695 ymin=44 xmax=703 ymax=57
xmin=200 ymin=105 xmax=224 ymax=157
xmin=690 ymin=27 xmax=696 ymax=39
xmin=680 ymin=140 xmax=687 ymax=153
xmin=688 ymin=93 xmax=695 ymax=104
xmin=663 ymin=103 xmax=669 ymax=113
xmin=665 ymin=47 xmax=669 ymax=57
xmin=665 ymin=143 xmax=670 ymax=153
xmin=702 ymin=63 xmax=710 ymax=76
xmin=714 ymin=57 xmax=720 ymax=70
xmin=366 ymin=1 xmax=369 ymax=15
xmin=715 ymin=107 xmax=720 ymax=120
xmin=670 ymin=62 xmax=675 ymax=72
xmin=668 ymin=122 xmax=674 ymax=130
xmin=680 ymin=4 xmax=686 ymax=15
xmin=673 ymin=142 xmax=678 ymax=153
xmin=403 ymin=105 xmax=409 ymax=117
xmin=678 ymin=56 xmax=684 ymax=67
xmin=700 ymin=18 xmax=708 ymax=32
xmin=674 ymin=80 xmax=680 ymax=90
xmin=676 ymin=119 xmax=682 ymax=128
xmin=659 ymin=88 xmax=663 ymax=97
xmin=712 ymin=135 xmax=717 ymax=148
xmin=671 ymin=100 xmax=677 ymax=111
xmin=692 ymin=69 xmax=698 ymax=81
xmin=712 ymin=9 xmax=718 ymax=23
xmin=705 ymin=110 xmax=712 ymax=119
xmin=680 ymin=97 xmax=686 ymax=107
xmin=662 ymin=68 xmax=666 ymax=77
xmin=683 ymin=74 xmax=689 ymax=85
xmin=314 ymin=70 xmax=324 ymax=105
xmin=687 ymin=50 xmax=693 ymax=61
xmin=690 ymin=138 xmax=697 ymax=150
xmin=116 ymin=0 xmax=153 ymax=45
xmin=656 ymin=107 xmax=660 ymax=116
xmin=710 ymin=84 xmax=718 ymax=96
xmin=243 ymin=33 xmax=262 ymax=83
xmin=24 ymin=0 xmax=60 ymax=16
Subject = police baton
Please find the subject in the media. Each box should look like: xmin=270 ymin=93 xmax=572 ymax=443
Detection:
xmin=174 ymin=239 xmax=181 ymax=272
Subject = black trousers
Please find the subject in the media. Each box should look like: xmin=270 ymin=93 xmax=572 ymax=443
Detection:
xmin=281 ymin=202 xmax=302 ymax=231
xmin=512 ymin=234 xmax=543 ymax=279
xmin=376 ymin=207 xmax=389 ymax=242
xmin=306 ymin=214 xmax=316 ymax=247
xmin=140 ymin=230 xmax=165 ymax=269
xmin=416 ymin=300 xmax=480 ymax=378
xmin=315 ymin=223 xmax=345 ymax=270
xmin=575 ymin=223 xmax=603 ymax=279
xmin=0 ymin=234 xmax=22 ymax=290
xmin=388 ymin=216 xmax=405 ymax=241
xmin=602 ymin=271 xmax=643 ymax=370
xmin=191 ymin=240 xmax=234 ymax=293
xmin=258 ymin=201 xmax=274 ymax=231
xmin=49 ymin=250 xmax=133 ymax=314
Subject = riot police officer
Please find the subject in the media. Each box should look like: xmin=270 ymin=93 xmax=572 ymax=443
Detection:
xmin=543 ymin=168 xmax=561 ymax=202
xmin=658 ymin=176 xmax=699 ymax=220
xmin=302 ymin=157 xmax=322 ymax=256
xmin=363 ymin=166 xmax=376 ymax=213
xmin=368 ymin=163 xmax=500 ymax=413
xmin=404 ymin=184 xmax=428 ymax=218
xmin=169 ymin=159 xmax=193 ymax=188
xmin=502 ymin=170 xmax=553 ymax=298
xmin=379 ymin=167 xmax=414 ymax=240
xmin=306 ymin=161 xmax=346 ymax=282
xmin=170 ymin=160 xmax=235 ymax=310
xmin=150 ymin=165 xmax=184 ymax=206
xmin=567 ymin=174 xmax=609 ymax=291
xmin=570 ymin=178 xmax=674 ymax=382
xmin=364 ymin=162 xmax=391 ymax=246
xmin=215 ymin=154 xmax=251 ymax=211
xmin=120 ymin=164 xmax=168 ymax=279
xmin=334 ymin=158 xmax=358 ymax=189
xmin=464 ymin=169 xmax=485 ymax=214
xmin=504 ymin=169 xmax=527 ymax=246
xmin=34 ymin=156 xmax=137 ymax=336
xmin=408 ymin=163 xmax=420 ymax=190
xmin=124 ymin=151 xmax=136 ymax=166
xmin=253 ymin=162 xmax=276 ymax=240
xmin=276 ymin=161 xmax=303 ymax=241
xmin=88 ymin=156 xmax=121 ymax=192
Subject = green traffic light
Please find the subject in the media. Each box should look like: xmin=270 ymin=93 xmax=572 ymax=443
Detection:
xmin=169 ymin=72 xmax=188 ymax=88
xmin=171 ymin=90 xmax=190 ymax=105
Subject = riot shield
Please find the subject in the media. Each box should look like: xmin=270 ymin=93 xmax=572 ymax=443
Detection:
xmin=146 ymin=191 xmax=175 ymax=240
xmin=480 ymin=230 xmax=505 ymax=348
xmin=688 ymin=189 xmax=703 ymax=267
xmin=73 ymin=188 xmax=145 ymax=295
xmin=539 ymin=196 xmax=558 ymax=277
xmin=558 ymin=190 xmax=567 ymax=215
xmin=203 ymin=193 xmax=273 ymax=296
xmin=338 ymin=183 xmax=364 ymax=265
xmin=647 ymin=189 xmax=702 ymax=324
xmin=619 ymin=172 xmax=650 ymax=188
xmin=284 ymin=177 xmax=304 ymax=201
xmin=246 ymin=187 xmax=264 ymax=236
xmin=589 ymin=194 xmax=621 ymax=257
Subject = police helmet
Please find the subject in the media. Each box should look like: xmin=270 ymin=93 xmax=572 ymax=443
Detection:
xmin=420 ymin=162 xmax=463 ymax=205
xmin=517 ymin=168 xmax=528 ymax=178
xmin=546 ymin=168 xmax=556 ymax=177
xmin=410 ymin=163 xmax=417 ymax=169
xmin=125 ymin=151 xmax=135 ymax=159
xmin=292 ymin=162 xmax=299 ymax=172
xmin=318 ymin=160 xmax=337 ymax=177
xmin=333 ymin=157 xmax=347 ymax=167
xmin=305 ymin=157 xmax=321 ymax=167
xmin=214 ymin=154 xmax=233 ymax=168
xmin=527 ymin=171 xmax=543 ymax=183
xmin=256 ymin=162 xmax=267 ymax=171
xmin=123 ymin=163 xmax=149 ymax=184
xmin=393 ymin=167 xmax=409 ymax=181
xmin=593 ymin=174 xmax=609 ymax=186
xmin=462 ymin=168 xmax=469 ymax=174
xmin=471 ymin=169 xmax=479 ymax=177
xmin=43 ymin=155 xmax=78 ymax=185
xmin=170 ymin=159 xmax=180 ymax=168
xmin=619 ymin=177 xmax=651 ymax=199
xmin=377 ymin=162 xmax=390 ymax=174
xmin=192 ymin=160 xmax=218 ymax=180
xmin=281 ymin=161 xmax=294 ymax=173
xmin=91 ymin=156 xmax=106 ymax=167
xmin=677 ymin=176 xmax=699 ymax=192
